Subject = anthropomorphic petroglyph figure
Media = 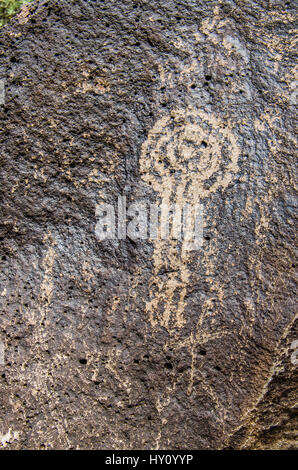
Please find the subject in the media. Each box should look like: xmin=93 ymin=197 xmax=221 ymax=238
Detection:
xmin=140 ymin=107 xmax=240 ymax=331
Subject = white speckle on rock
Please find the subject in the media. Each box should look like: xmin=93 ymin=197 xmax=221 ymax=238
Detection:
xmin=225 ymin=36 xmax=250 ymax=63
xmin=0 ymin=429 xmax=19 ymax=448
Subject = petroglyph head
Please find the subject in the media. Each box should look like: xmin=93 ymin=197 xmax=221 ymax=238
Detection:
xmin=140 ymin=107 xmax=240 ymax=201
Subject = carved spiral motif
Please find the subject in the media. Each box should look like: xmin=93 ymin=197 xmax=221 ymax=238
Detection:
xmin=140 ymin=107 xmax=240 ymax=201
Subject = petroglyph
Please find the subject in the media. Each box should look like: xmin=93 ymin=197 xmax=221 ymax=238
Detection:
xmin=140 ymin=107 xmax=240 ymax=330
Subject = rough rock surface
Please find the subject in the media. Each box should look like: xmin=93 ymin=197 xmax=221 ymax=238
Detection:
xmin=0 ymin=0 xmax=297 ymax=449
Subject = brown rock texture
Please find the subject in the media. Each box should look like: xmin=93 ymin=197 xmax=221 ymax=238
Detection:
xmin=0 ymin=0 xmax=297 ymax=449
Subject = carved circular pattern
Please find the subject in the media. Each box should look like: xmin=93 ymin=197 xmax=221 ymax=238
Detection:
xmin=140 ymin=107 xmax=240 ymax=199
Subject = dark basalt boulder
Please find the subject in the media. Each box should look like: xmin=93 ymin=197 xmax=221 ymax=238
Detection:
xmin=0 ymin=0 xmax=297 ymax=449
